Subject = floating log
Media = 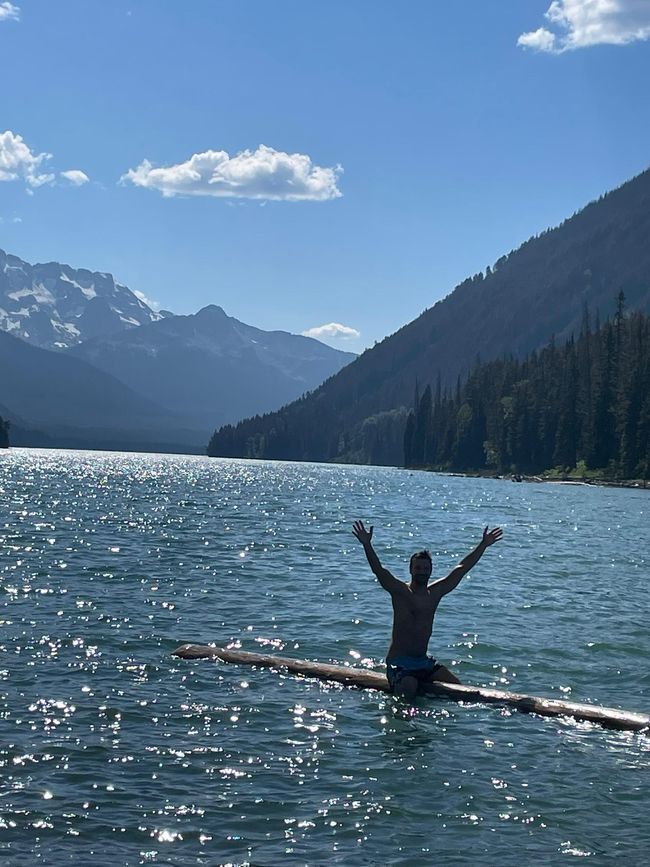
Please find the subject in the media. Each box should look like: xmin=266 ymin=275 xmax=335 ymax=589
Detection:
xmin=172 ymin=643 xmax=650 ymax=733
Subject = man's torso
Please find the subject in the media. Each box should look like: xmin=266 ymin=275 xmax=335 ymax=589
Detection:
xmin=387 ymin=584 xmax=441 ymax=658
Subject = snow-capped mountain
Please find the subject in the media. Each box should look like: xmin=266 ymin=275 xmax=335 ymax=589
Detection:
xmin=0 ymin=247 xmax=167 ymax=349
xmin=0 ymin=246 xmax=356 ymax=450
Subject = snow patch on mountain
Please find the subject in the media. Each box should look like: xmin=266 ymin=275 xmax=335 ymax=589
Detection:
xmin=0 ymin=247 xmax=165 ymax=349
xmin=59 ymin=271 xmax=97 ymax=299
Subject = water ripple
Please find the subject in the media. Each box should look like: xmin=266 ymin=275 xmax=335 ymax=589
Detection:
xmin=0 ymin=448 xmax=648 ymax=865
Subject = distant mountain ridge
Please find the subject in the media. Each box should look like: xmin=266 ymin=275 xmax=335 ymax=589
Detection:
xmin=0 ymin=247 xmax=356 ymax=451
xmin=208 ymin=165 xmax=650 ymax=465
xmin=0 ymin=247 xmax=168 ymax=350
xmin=0 ymin=328 xmax=206 ymax=451
xmin=70 ymin=304 xmax=356 ymax=431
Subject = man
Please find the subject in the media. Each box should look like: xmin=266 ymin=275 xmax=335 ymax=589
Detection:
xmin=352 ymin=520 xmax=503 ymax=701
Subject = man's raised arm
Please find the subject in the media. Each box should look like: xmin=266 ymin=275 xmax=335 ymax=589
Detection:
xmin=352 ymin=520 xmax=403 ymax=593
xmin=431 ymin=526 xmax=503 ymax=597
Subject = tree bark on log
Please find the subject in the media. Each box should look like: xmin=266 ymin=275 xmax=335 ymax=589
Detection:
xmin=172 ymin=643 xmax=650 ymax=733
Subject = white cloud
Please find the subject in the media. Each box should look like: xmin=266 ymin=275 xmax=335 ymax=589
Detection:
xmin=302 ymin=322 xmax=360 ymax=341
xmin=518 ymin=27 xmax=558 ymax=52
xmin=0 ymin=2 xmax=20 ymax=22
xmin=0 ymin=130 xmax=55 ymax=188
xmin=518 ymin=0 xmax=650 ymax=52
xmin=133 ymin=289 xmax=161 ymax=312
xmin=121 ymin=144 xmax=343 ymax=201
xmin=0 ymin=131 xmax=90 ymax=191
xmin=60 ymin=169 xmax=90 ymax=186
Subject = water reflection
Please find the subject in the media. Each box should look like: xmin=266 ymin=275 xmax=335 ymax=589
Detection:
xmin=0 ymin=449 xmax=648 ymax=864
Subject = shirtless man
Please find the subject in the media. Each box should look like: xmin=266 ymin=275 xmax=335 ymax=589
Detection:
xmin=352 ymin=520 xmax=503 ymax=701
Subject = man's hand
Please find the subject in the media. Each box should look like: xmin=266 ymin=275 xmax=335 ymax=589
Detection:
xmin=482 ymin=526 xmax=503 ymax=547
xmin=352 ymin=520 xmax=402 ymax=594
xmin=352 ymin=520 xmax=373 ymax=546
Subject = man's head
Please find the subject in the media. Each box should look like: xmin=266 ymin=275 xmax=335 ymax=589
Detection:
xmin=409 ymin=550 xmax=432 ymax=585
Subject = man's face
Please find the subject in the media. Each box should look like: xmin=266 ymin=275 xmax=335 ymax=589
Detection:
xmin=410 ymin=557 xmax=432 ymax=585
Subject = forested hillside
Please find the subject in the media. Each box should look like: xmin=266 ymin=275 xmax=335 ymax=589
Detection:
xmin=208 ymin=167 xmax=650 ymax=465
xmin=0 ymin=329 xmax=205 ymax=452
xmin=405 ymin=301 xmax=650 ymax=478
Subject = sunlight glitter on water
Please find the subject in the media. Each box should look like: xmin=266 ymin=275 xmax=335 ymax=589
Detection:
xmin=0 ymin=448 xmax=649 ymax=865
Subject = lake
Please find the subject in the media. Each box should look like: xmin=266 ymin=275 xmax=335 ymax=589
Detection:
xmin=1 ymin=448 xmax=648 ymax=865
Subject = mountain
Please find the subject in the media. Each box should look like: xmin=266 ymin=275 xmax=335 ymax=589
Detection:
xmin=0 ymin=329 xmax=206 ymax=451
xmin=70 ymin=305 xmax=357 ymax=431
xmin=405 ymin=308 xmax=650 ymax=478
xmin=0 ymin=248 xmax=168 ymax=350
xmin=208 ymin=166 xmax=650 ymax=465
xmin=0 ymin=400 xmax=55 ymax=448
xmin=0 ymin=247 xmax=356 ymax=450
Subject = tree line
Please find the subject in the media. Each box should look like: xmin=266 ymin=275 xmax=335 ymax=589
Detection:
xmin=208 ymin=170 xmax=650 ymax=467
xmin=404 ymin=297 xmax=650 ymax=479
xmin=0 ymin=416 xmax=9 ymax=449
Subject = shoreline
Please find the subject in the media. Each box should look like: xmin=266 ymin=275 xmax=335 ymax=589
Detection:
xmin=420 ymin=469 xmax=649 ymax=490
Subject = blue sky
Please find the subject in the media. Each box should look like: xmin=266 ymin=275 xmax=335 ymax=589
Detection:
xmin=2 ymin=0 xmax=650 ymax=352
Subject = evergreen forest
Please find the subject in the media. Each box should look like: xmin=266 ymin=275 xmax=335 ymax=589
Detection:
xmin=404 ymin=299 xmax=650 ymax=479
xmin=208 ymin=168 xmax=650 ymax=466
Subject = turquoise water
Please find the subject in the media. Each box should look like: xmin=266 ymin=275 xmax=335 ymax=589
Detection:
xmin=1 ymin=448 xmax=648 ymax=866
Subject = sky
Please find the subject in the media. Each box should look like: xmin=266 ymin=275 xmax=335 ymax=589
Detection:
xmin=2 ymin=0 xmax=650 ymax=353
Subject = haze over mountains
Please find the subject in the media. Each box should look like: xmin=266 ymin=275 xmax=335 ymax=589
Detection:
xmin=0 ymin=327 xmax=200 ymax=451
xmin=0 ymin=248 xmax=355 ymax=450
xmin=70 ymin=304 xmax=356 ymax=431
xmin=208 ymin=166 xmax=650 ymax=466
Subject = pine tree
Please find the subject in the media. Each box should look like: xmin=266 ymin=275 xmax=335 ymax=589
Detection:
xmin=403 ymin=310 xmax=650 ymax=478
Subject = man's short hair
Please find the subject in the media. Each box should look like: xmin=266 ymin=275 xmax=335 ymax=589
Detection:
xmin=410 ymin=550 xmax=432 ymax=569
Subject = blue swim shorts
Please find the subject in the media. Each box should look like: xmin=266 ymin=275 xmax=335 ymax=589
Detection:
xmin=386 ymin=655 xmax=444 ymax=693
